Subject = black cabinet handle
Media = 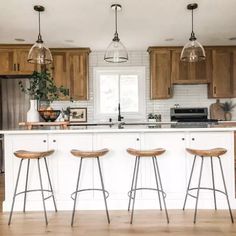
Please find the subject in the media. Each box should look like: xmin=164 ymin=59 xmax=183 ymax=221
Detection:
xmin=136 ymin=138 xmax=140 ymax=141
xmin=182 ymin=138 xmax=185 ymax=141
xmin=43 ymin=140 xmax=46 ymax=143
xmin=168 ymin=87 xmax=171 ymax=95
xmin=53 ymin=140 xmax=56 ymax=143
xmin=192 ymin=138 xmax=195 ymax=141
xmin=17 ymin=63 xmax=20 ymax=71
xmin=214 ymin=86 xmax=216 ymax=94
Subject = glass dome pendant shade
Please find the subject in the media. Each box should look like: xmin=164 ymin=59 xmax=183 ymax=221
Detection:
xmin=104 ymin=4 xmax=128 ymax=63
xmin=28 ymin=5 xmax=53 ymax=65
xmin=180 ymin=3 xmax=206 ymax=63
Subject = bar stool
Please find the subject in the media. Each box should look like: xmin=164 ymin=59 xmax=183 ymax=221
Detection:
xmin=70 ymin=148 xmax=110 ymax=226
xmin=126 ymin=148 xmax=169 ymax=224
xmin=183 ymin=148 xmax=234 ymax=223
xmin=8 ymin=150 xmax=57 ymax=225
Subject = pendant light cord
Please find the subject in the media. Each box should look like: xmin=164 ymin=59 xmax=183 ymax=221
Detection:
xmin=37 ymin=10 xmax=43 ymax=43
xmin=113 ymin=5 xmax=119 ymax=41
xmin=190 ymin=8 xmax=196 ymax=41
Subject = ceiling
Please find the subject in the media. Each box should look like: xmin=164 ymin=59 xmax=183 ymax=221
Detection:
xmin=1 ymin=0 xmax=236 ymax=50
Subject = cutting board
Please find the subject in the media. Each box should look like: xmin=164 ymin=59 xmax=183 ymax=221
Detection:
xmin=209 ymin=99 xmax=225 ymax=120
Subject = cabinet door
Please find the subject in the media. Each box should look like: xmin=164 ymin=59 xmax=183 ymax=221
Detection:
xmin=69 ymin=52 xmax=89 ymax=100
xmin=142 ymin=132 xmax=186 ymax=208
xmin=16 ymin=49 xmax=36 ymax=74
xmin=209 ymin=49 xmax=234 ymax=98
xmin=0 ymin=49 xmax=15 ymax=74
xmin=150 ymin=49 xmax=172 ymax=99
xmin=171 ymin=49 xmax=210 ymax=84
xmin=50 ymin=51 xmax=70 ymax=100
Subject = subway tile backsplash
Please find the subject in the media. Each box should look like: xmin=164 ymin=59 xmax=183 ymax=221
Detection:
xmin=52 ymin=51 xmax=236 ymax=122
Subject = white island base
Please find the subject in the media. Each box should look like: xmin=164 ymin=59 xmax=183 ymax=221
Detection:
xmin=2 ymin=128 xmax=236 ymax=211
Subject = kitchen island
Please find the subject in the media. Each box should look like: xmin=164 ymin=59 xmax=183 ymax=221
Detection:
xmin=1 ymin=124 xmax=236 ymax=212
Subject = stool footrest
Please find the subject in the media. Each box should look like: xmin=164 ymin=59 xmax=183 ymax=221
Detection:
xmin=128 ymin=187 xmax=167 ymax=200
xmin=71 ymin=188 xmax=109 ymax=200
xmin=15 ymin=189 xmax=54 ymax=201
xmin=187 ymin=187 xmax=226 ymax=199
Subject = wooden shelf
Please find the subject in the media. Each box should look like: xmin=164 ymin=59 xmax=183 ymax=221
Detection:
xmin=19 ymin=121 xmax=69 ymax=130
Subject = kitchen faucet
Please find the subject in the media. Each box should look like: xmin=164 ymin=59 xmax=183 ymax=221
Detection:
xmin=118 ymin=103 xmax=124 ymax=122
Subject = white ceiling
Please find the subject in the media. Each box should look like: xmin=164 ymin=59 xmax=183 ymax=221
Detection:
xmin=1 ymin=0 xmax=236 ymax=50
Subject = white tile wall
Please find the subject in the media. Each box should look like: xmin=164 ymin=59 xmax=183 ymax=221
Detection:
xmin=52 ymin=51 xmax=236 ymax=122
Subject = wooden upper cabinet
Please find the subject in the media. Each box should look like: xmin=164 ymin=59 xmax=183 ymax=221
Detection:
xmin=0 ymin=46 xmax=36 ymax=75
xmin=171 ymin=49 xmax=211 ymax=84
xmin=148 ymin=49 xmax=172 ymax=99
xmin=208 ymin=48 xmax=235 ymax=98
xmin=50 ymin=51 xmax=70 ymax=100
xmin=0 ymin=49 xmax=15 ymax=74
xmin=69 ymin=51 xmax=89 ymax=100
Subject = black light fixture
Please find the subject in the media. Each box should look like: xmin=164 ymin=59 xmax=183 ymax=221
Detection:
xmin=28 ymin=5 xmax=53 ymax=65
xmin=104 ymin=4 xmax=128 ymax=63
xmin=180 ymin=3 xmax=206 ymax=62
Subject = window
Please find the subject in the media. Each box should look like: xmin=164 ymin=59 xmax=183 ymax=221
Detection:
xmin=94 ymin=67 xmax=146 ymax=121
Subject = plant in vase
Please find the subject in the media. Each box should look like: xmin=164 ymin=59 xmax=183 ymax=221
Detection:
xmin=220 ymin=101 xmax=236 ymax=121
xmin=19 ymin=70 xmax=69 ymax=122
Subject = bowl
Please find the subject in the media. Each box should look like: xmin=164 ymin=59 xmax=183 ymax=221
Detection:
xmin=39 ymin=110 xmax=61 ymax=122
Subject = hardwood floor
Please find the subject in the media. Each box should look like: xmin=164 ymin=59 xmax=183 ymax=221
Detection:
xmin=0 ymin=174 xmax=235 ymax=236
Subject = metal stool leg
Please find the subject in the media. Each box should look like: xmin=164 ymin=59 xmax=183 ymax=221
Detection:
xmin=97 ymin=157 xmax=110 ymax=224
xmin=71 ymin=157 xmax=83 ymax=227
xmin=154 ymin=157 xmax=169 ymax=223
xmin=183 ymin=155 xmax=197 ymax=210
xmin=128 ymin=157 xmax=138 ymax=211
xmin=130 ymin=156 xmax=140 ymax=224
xmin=193 ymin=157 xmax=204 ymax=224
xmin=218 ymin=157 xmax=234 ymax=223
xmin=8 ymin=159 xmax=23 ymax=225
xmin=23 ymin=159 xmax=30 ymax=212
xmin=210 ymin=157 xmax=217 ymax=210
xmin=37 ymin=158 xmax=48 ymax=226
xmin=152 ymin=156 xmax=162 ymax=211
xmin=44 ymin=158 xmax=57 ymax=212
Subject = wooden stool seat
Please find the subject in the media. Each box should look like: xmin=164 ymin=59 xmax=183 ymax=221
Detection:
xmin=186 ymin=148 xmax=227 ymax=157
xmin=14 ymin=150 xmax=54 ymax=159
xmin=71 ymin=148 xmax=109 ymax=158
xmin=127 ymin=148 xmax=165 ymax=157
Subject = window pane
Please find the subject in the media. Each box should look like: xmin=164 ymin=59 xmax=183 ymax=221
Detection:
xmin=120 ymin=75 xmax=139 ymax=112
xmin=100 ymin=75 xmax=119 ymax=113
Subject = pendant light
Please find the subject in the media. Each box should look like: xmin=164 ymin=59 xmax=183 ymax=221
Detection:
xmin=180 ymin=3 xmax=206 ymax=62
xmin=104 ymin=4 xmax=128 ymax=63
xmin=28 ymin=5 xmax=53 ymax=65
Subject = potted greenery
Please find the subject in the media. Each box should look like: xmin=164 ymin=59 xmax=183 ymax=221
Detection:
xmin=220 ymin=101 xmax=236 ymax=121
xmin=19 ymin=70 xmax=69 ymax=122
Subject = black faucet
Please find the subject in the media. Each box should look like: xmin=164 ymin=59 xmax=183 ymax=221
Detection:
xmin=118 ymin=103 xmax=124 ymax=122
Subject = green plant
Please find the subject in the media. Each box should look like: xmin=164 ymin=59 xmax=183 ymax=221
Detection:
xmin=19 ymin=70 xmax=69 ymax=102
xmin=220 ymin=101 xmax=236 ymax=112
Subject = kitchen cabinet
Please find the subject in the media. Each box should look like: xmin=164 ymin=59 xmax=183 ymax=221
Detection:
xmin=148 ymin=48 xmax=172 ymax=99
xmin=171 ymin=49 xmax=211 ymax=84
xmin=208 ymin=48 xmax=236 ymax=98
xmin=68 ymin=51 xmax=89 ymax=100
xmin=49 ymin=48 xmax=90 ymax=100
xmin=50 ymin=51 xmax=70 ymax=100
xmin=0 ymin=46 xmax=36 ymax=75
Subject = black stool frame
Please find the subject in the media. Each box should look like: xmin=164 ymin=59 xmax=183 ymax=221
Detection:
xmin=128 ymin=156 xmax=169 ymax=224
xmin=183 ymin=155 xmax=234 ymax=223
xmin=8 ymin=157 xmax=57 ymax=225
xmin=71 ymin=157 xmax=110 ymax=226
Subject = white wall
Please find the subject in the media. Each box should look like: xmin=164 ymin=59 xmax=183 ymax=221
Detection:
xmin=52 ymin=51 xmax=236 ymax=122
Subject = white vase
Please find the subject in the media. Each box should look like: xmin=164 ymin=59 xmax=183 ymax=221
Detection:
xmin=27 ymin=100 xmax=40 ymax=122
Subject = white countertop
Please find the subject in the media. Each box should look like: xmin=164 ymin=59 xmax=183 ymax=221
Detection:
xmin=0 ymin=123 xmax=236 ymax=134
